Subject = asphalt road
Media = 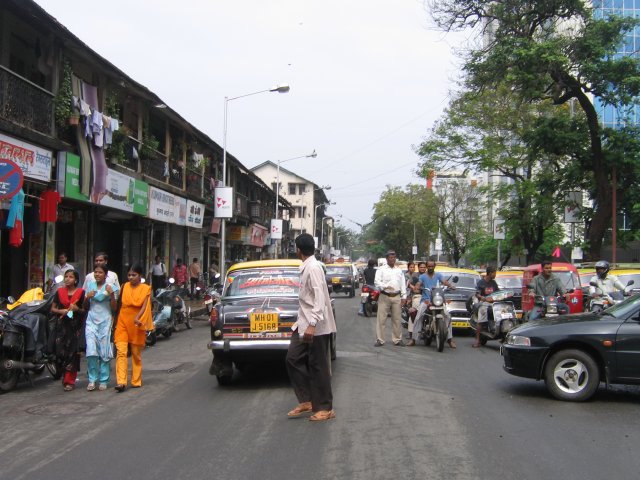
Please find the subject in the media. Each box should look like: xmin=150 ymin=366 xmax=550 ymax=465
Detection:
xmin=1 ymin=294 xmax=639 ymax=480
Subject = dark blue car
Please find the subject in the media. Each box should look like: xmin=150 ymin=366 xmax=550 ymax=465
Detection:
xmin=501 ymin=294 xmax=640 ymax=401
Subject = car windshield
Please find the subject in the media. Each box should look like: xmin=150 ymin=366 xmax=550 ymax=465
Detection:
xmin=224 ymin=268 xmax=300 ymax=298
xmin=496 ymin=276 xmax=521 ymax=289
xmin=602 ymin=294 xmax=640 ymax=318
xmin=326 ymin=266 xmax=351 ymax=275
xmin=439 ymin=272 xmax=479 ymax=289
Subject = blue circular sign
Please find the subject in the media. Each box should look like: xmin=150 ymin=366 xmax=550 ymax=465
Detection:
xmin=0 ymin=159 xmax=24 ymax=199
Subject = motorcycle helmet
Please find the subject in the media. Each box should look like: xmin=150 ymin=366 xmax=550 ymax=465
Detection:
xmin=595 ymin=260 xmax=610 ymax=279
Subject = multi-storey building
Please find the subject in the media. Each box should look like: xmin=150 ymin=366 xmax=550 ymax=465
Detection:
xmin=0 ymin=0 xmax=278 ymax=296
xmin=250 ymin=161 xmax=331 ymax=257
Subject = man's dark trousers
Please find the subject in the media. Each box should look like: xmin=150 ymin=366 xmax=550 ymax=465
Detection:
xmin=286 ymin=330 xmax=333 ymax=412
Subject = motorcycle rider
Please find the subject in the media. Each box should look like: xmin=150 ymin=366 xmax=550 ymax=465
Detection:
xmin=358 ymin=259 xmax=378 ymax=315
xmin=528 ymin=260 xmax=570 ymax=321
xmin=473 ymin=266 xmax=499 ymax=348
xmin=589 ymin=260 xmax=626 ymax=301
xmin=407 ymin=259 xmax=456 ymax=348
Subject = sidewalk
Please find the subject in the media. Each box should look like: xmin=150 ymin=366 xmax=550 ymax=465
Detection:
xmin=183 ymin=296 xmax=209 ymax=319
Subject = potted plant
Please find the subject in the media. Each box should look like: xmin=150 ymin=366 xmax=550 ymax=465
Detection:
xmin=54 ymin=59 xmax=77 ymax=127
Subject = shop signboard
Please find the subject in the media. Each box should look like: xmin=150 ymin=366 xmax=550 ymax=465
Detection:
xmin=149 ymin=186 xmax=179 ymax=223
xmin=99 ymin=168 xmax=148 ymax=215
xmin=0 ymin=132 xmax=52 ymax=182
xmin=186 ymin=200 xmax=204 ymax=228
xmin=59 ymin=152 xmax=89 ymax=201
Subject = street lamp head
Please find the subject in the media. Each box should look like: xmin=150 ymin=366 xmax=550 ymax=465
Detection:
xmin=309 ymin=149 xmax=317 ymax=158
xmin=270 ymin=84 xmax=290 ymax=93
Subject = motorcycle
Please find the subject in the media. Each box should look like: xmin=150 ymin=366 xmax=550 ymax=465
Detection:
xmin=146 ymin=278 xmax=190 ymax=346
xmin=468 ymin=290 xmax=519 ymax=345
xmin=0 ymin=285 xmax=62 ymax=392
xmin=416 ymin=278 xmax=457 ymax=352
xmin=588 ymin=279 xmax=634 ymax=314
xmin=360 ymin=284 xmax=380 ymax=317
xmin=203 ymin=273 xmax=222 ymax=315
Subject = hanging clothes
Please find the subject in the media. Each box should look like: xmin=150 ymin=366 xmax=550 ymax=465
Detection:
xmin=39 ymin=189 xmax=61 ymax=222
xmin=6 ymin=189 xmax=25 ymax=248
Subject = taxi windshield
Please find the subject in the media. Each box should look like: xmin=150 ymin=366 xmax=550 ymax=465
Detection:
xmin=496 ymin=276 xmax=522 ymax=289
xmin=224 ymin=268 xmax=300 ymax=298
xmin=326 ymin=266 xmax=351 ymax=275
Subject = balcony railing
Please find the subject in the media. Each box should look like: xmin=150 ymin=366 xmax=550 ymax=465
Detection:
xmin=0 ymin=65 xmax=54 ymax=136
xmin=140 ymin=148 xmax=168 ymax=183
xmin=186 ymin=168 xmax=203 ymax=198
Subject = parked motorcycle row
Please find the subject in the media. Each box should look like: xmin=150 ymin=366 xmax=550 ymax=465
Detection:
xmin=145 ymin=278 xmax=192 ymax=346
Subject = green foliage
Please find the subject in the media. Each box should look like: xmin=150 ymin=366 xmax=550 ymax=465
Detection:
xmin=362 ymin=184 xmax=438 ymax=260
xmin=54 ymin=58 xmax=74 ymax=128
xmin=427 ymin=0 xmax=640 ymax=259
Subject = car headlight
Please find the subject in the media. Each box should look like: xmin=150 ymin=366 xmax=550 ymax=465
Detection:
xmin=432 ymin=293 xmax=444 ymax=307
xmin=505 ymin=334 xmax=531 ymax=346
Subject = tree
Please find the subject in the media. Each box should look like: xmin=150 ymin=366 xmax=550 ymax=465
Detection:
xmin=364 ymin=185 xmax=439 ymax=260
xmin=418 ymin=86 xmax=583 ymax=264
xmin=428 ymin=0 xmax=640 ymax=259
xmin=434 ymin=178 xmax=484 ymax=266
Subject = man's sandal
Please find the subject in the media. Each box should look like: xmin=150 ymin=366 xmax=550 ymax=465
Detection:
xmin=309 ymin=410 xmax=336 ymax=422
xmin=287 ymin=402 xmax=312 ymax=417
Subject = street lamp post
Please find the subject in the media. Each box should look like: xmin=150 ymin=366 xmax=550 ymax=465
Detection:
xmin=272 ymin=150 xmax=317 ymax=259
xmin=220 ymin=84 xmax=290 ymax=278
xmin=320 ymin=216 xmax=332 ymax=259
xmin=314 ymin=201 xmax=335 ymax=239
xmin=300 ymin=185 xmax=330 ymax=232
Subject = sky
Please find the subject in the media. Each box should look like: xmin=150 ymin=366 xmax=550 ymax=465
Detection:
xmin=33 ymin=0 xmax=465 ymax=231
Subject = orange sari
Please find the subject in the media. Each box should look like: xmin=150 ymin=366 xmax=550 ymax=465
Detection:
xmin=114 ymin=282 xmax=152 ymax=346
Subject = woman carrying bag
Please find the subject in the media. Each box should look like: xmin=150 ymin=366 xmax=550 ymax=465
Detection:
xmin=113 ymin=263 xmax=153 ymax=392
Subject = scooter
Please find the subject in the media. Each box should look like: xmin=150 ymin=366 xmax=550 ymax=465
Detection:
xmin=146 ymin=296 xmax=175 ymax=346
xmin=588 ymin=280 xmax=634 ymax=314
xmin=360 ymin=284 xmax=380 ymax=317
xmin=468 ymin=290 xmax=519 ymax=345
xmin=416 ymin=278 xmax=457 ymax=352
xmin=203 ymin=273 xmax=222 ymax=315
xmin=0 ymin=282 xmax=62 ymax=392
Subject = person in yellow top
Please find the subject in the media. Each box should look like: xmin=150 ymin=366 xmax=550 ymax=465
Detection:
xmin=113 ymin=264 xmax=153 ymax=392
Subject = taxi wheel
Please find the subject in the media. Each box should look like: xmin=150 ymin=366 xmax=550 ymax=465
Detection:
xmin=349 ymin=288 xmax=355 ymax=298
xmin=216 ymin=375 xmax=232 ymax=386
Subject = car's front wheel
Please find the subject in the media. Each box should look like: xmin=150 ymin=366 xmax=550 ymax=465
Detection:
xmin=544 ymin=349 xmax=600 ymax=402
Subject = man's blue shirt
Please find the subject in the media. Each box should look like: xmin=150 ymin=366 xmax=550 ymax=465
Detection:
xmin=419 ymin=272 xmax=444 ymax=302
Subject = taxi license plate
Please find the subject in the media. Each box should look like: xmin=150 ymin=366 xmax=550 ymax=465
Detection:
xmin=250 ymin=313 xmax=279 ymax=333
xmin=451 ymin=321 xmax=468 ymax=328
xmin=501 ymin=312 xmax=513 ymax=319
xmin=332 ymin=277 xmax=341 ymax=284
xmin=361 ymin=292 xmax=369 ymax=298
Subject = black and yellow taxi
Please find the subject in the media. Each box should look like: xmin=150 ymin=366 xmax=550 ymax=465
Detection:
xmin=325 ymin=262 xmax=357 ymax=297
xmin=207 ymin=259 xmax=336 ymax=385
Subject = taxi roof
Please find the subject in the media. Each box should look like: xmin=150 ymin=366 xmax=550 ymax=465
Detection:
xmin=227 ymin=259 xmax=302 ymax=274
xmin=326 ymin=262 xmax=354 ymax=267
xmin=435 ymin=266 xmax=480 ymax=275
xmin=610 ymin=269 xmax=640 ymax=275
xmin=495 ymin=270 xmax=523 ymax=276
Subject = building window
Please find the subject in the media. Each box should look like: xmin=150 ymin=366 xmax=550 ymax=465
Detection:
xmin=271 ymin=182 xmax=278 ymax=192
xmin=298 ymin=184 xmax=306 ymax=195
xmin=288 ymin=183 xmax=296 ymax=195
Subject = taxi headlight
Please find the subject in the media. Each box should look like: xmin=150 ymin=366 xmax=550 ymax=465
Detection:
xmin=433 ymin=293 xmax=444 ymax=307
xmin=505 ymin=334 xmax=531 ymax=346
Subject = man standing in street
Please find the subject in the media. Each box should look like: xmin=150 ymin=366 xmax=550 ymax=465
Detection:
xmin=188 ymin=257 xmax=201 ymax=299
xmin=286 ymin=233 xmax=337 ymax=422
xmin=83 ymin=252 xmax=120 ymax=294
xmin=374 ymin=250 xmax=407 ymax=347
xmin=149 ymin=255 xmax=167 ymax=293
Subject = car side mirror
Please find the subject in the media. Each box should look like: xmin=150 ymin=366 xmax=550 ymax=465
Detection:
xmin=627 ymin=280 xmax=635 ymax=287
xmin=451 ymin=276 xmax=459 ymax=283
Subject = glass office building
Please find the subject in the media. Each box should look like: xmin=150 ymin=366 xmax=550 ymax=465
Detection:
xmin=592 ymin=0 xmax=640 ymax=127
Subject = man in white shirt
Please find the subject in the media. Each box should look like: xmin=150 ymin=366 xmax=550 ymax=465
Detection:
xmin=48 ymin=252 xmax=74 ymax=288
xmin=83 ymin=252 xmax=120 ymax=296
xmin=286 ymin=233 xmax=337 ymax=422
xmin=374 ymin=250 xmax=407 ymax=346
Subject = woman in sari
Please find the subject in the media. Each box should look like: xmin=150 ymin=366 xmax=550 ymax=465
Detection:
xmin=50 ymin=270 xmax=86 ymax=391
xmin=83 ymin=264 xmax=118 ymax=391
xmin=113 ymin=263 xmax=152 ymax=392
